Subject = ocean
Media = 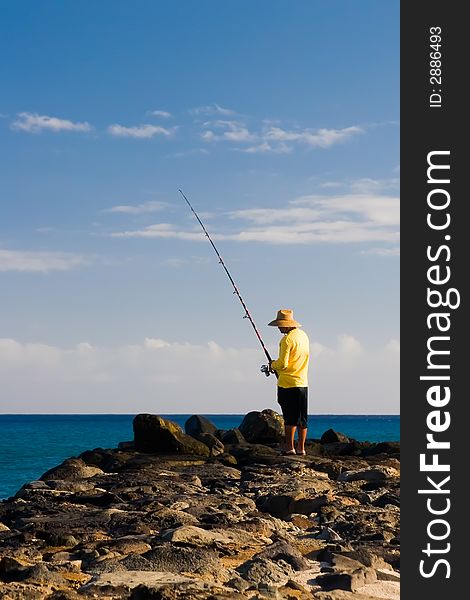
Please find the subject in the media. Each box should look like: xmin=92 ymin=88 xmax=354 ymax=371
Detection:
xmin=0 ymin=414 xmax=399 ymax=500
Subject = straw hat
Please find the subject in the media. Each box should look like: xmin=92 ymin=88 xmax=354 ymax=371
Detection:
xmin=268 ymin=309 xmax=301 ymax=327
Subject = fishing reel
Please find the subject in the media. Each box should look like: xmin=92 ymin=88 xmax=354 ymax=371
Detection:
xmin=260 ymin=364 xmax=272 ymax=377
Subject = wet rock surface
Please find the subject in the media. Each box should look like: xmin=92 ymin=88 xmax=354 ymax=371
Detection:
xmin=0 ymin=412 xmax=400 ymax=599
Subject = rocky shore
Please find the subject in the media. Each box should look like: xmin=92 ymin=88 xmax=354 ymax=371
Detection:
xmin=0 ymin=410 xmax=400 ymax=600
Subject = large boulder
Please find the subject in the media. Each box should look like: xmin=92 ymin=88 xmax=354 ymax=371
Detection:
xmin=40 ymin=458 xmax=103 ymax=481
xmin=133 ymin=414 xmax=209 ymax=456
xmin=239 ymin=409 xmax=284 ymax=443
xmin=196 ymin=432 xmax=224 ymax=456
xmin=316 ymin=567 xmax=377 ymax=592
xmin=258 ymin=492 xmax=329 ymax=519
xmin=184 ymin=415 xmax=217 ymax=437
xmin=253 ymin=541 xmax=310 ymax=571
xmin=320 ymin=429 xmax=350 ymax=444
xmin=221 ymin=428 xmax=247 ymax=445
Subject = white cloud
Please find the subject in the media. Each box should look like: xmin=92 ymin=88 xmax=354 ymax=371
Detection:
xmin=243 ymin=142 xmax=292 ymax=154
xmin=107 ymin=124 xmax=176 ymax=138
xmin=190 ymin=104 xmax=238 ymax=116
xmin=11 ymin=112 xmax=92 ymax=133
xmin=319 ymin=181 xmax=344 ymax=189
xmin=201 ymin=120 xmax=257 ymax=143
xmin=0 ymin=336 xmax=399 ymax=414
xmin=386 ymin=339 xmax=400 ymax=354
xmin=200 ymin=120 xmax=363 ymax=154
xmin=291 ymin=194 xmax=400 ymax=225
xmin=361 ymin=247 xmax=400 ymax=257
xmin=318 ymin=178 xmax=399 ymax=194
xmin=144 ymin=337 xmax=170 ymax=349
xmin=0 ymin=249 xmax=89 ymax=273
xmin=337 ymin=334 xmax=364 ymax=358
xmin=148 ymin=110 xmax=172 ymax=118
xmin=109 ymin=191 xmax=400 ymax=247
xmin=349 ymin=178 xmax=399 ymax=194
xmin=110 ymin=223 xmax=204 ymax=241
xmin=226 ymin=193 xmax=399 ymax=245
xmin=103 ymin=201 xmax=167 ymax=215
xmin=264 ymin=125 xmax=363 ymax=148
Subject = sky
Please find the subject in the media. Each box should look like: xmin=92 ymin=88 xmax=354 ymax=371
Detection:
xmin=0 ymin=1 xmax=399 ymax=414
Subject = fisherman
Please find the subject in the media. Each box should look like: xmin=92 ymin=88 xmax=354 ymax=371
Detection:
xmin=268 ymin=309 xmax=309 ymax=455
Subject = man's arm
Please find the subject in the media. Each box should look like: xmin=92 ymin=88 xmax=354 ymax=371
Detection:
xmin=270 ymin=337 xmax=291 ymax=372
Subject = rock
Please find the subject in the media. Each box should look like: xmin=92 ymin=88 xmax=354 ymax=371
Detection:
xmin=221 ymin=428 xmax=247 ymax=445
xmin=254 ymin=541 xmax=310 ymax=571
xmin=184 ymin=415 xmax=217 ymax=437
xmin=376 ymin=568 xmax=400 ymax=581
xmin=290 ymin=514 xmax=315 ymax=529
xmin=257 ymin=582 xmax=282 ymax=598
xmin=140 ymin=544 xmax=220 ymax=574
xmin=79 ymin=448 xmax=131 ymax=472
xmin=316 ymin=567 xmax=377 ymax=592
xmin=338 ymin=441 xmax=372 ymax=456
xmin=39 ymin=458 xmax=103 ymax=481
xmin=290 ymin=495 xmax=330 ymax=516
xmin=342 ymin=548 xmax=393 ymax=570
xmin=316 ymin=527 xmax=344 ymax=542
xmin=44 ymin=532 xmax=79 ymax=547
xmin=133 ymin=414 xmax=210 ymax=456
xmin=23 ymin=563 xmax=67 ymax=585
xmin=81 ymin=571 xmax=195 ymax=594
xmin=314 ymin=592 xmax=383 ymax=600
xmin=362 ymin=441 xmax=400 ymax=457
xmin=103 ymin=538 xmax=152 ymax=556
xmin=337 ymin=467 xmax=398 ymax=482
xmin=150 ymin=507 xmax=200 ymax=529
xmin=71 ymin=490 xmax=125 ymax=507
xmin=20 ymin=480 xmax=49 ymax=491
xmin=239 ymin=409 xmax=284 ymax=444
xmin=211 ymin=452 xmax=238 ymax=466
xmin=118 ymin=441 xmax=135 ymax=450
xmin=45 ymin=479 xmax=96 ymax=493
xmin=258 ymin=493 xmax=329 ymax=519
xmin=320 ymin=430 xmax=350 ymax=444
xmin=226 ymin=576 xmax=251 ymax=592
xmin=237 ymin=556 xmax=293 ymax=585
xmin=161 ymin=525 xmax=265 ymax=551
xmin=303 ymin=440 xmax=327 ymax=456
xmin=228 ymin=443 xmax=279 ymax=466
xmin=128 ymin=581 xmax=238 ymax=600
xmin=285 ymin=579 xmax=309 ymax=592
xmin=196 ymin=432 xmax=225 ymax=456
xmin=0 ymin=556 xmax=31 ymax=582
xmin=372 ymin=492 xmax=400 ymax=508
xmin=0 ymin=584 xmax=54 ymax=600
xmin=317 ymin=550 xmax=367 ymax=572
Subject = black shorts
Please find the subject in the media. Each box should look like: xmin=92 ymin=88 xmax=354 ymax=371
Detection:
xmin=277 ymin=386 xmax=308 ymax=428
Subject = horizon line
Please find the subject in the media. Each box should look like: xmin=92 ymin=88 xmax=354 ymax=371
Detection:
xmin=0 ymin=412 xmax=400 ymax=417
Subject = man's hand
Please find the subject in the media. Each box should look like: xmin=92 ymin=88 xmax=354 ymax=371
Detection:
xmin=260 ymin=364 xmax=271 ymax=377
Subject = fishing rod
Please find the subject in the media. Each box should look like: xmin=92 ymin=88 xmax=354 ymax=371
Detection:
xmin=179 ymin=189 xmax=274 ymax=376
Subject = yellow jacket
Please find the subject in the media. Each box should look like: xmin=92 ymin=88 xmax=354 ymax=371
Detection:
xmin=271 ymin=328 xmax=309 ymax=388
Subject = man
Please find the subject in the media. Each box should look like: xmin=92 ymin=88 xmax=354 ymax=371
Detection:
xmin=268 ymin=309 xmax=309 ymax=455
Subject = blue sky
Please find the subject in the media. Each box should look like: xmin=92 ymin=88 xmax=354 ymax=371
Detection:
xmin=0 ymin=1 xmax=399 ymax=414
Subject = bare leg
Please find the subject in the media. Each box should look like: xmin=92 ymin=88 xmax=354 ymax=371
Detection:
xmin=285 ymin=425 xmax=297 ymax=452
xmin=297 ymin=427 xmax=307 ymax=453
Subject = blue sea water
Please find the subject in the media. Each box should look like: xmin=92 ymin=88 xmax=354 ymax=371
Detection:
xmin=0 ymin=414 xmax=399 ymax=500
